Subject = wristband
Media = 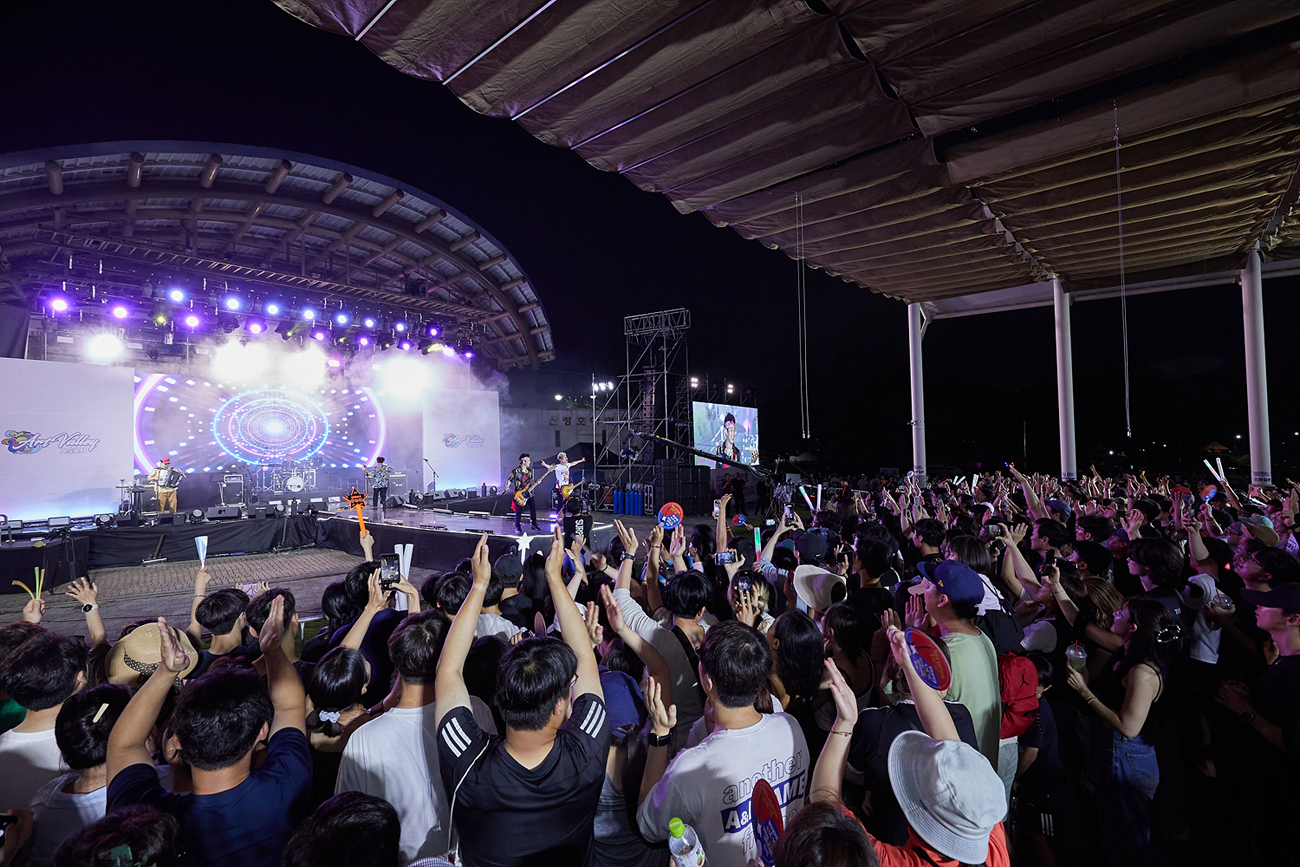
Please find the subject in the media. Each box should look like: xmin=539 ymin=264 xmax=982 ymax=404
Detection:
xmin=621 ymin=551 xmax=637 ymax=562
xmin=648 ymin=730 xmax=672 ymax=747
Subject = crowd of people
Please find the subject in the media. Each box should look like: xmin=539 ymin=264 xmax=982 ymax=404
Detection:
xmin=1 ymin=464 xmax=1298 ymax=867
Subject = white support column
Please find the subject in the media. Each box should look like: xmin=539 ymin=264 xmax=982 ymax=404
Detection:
xmin=907 ymin=302 xmax=927 ymax=486
xmin=1053 ymin=278 xmax=1078 ymax=481
xmin=1242 ymin=245 xmax=1272 ymax=485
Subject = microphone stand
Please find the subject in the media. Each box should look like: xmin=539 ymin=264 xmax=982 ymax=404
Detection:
xmin=423 ymin=458 xmax=438 ymax=509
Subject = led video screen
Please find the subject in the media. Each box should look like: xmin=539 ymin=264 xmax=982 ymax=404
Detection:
xmin=691 ymin=401 xmax=759 ymax=468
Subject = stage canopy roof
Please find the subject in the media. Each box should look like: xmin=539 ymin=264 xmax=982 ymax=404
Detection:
xmin=0 ymin=143 xmax=553 ymax=368
xmin=271 ymin=0 xmax=1300 ymax=315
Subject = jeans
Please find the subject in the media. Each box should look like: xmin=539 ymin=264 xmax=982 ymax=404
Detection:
xmin=1093 ymin=724 xmax=1166 ymax=867
xmin=997 ymin=737 xmax=1018 ymax=816
xmin=372 ymin=487 xmax=388 ymax=510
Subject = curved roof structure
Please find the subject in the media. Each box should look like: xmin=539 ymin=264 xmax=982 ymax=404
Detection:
xmin=271 ymin=0 xmax=1300 ymax=307
xmin=0 ymin=142 xmax=553 ymax=368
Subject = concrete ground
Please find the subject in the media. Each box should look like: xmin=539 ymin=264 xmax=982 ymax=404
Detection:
xmin=0 ymin=548 xmax=440 ymax=642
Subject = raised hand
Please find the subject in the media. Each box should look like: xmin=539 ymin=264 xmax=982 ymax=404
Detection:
xmin=472 ymin=532 xmax=492 ymax=588
xmin=364 ymin=570 xmax=390 ymax=612
xmin=157 ymin=617 xmax=192 ymax=672
xmin=733 ymin=587 xmax=758 ymax=628
xmin=599 ymin=584 xmax=627 ymax=635
xmin=21 ymin=598 xmax=45 ymax=623
xmin=258 ymin=596 xmax=286 ymax=655
xmin=825 ymin=659 xmax=859 ymax=730
xmin=649 ymin=524 xmax=664 ymax=550
xmin=65 ymin=577 xmax=98 ymax=606
xmin=668 ymin=525 xmax=687 ymax=559
xmin=545 ymin=526 xmax=565 ymax=582
xmin=644 ymin=673 xmax=677 ymax=738
xmin=613 ymin=519 xmax=639 ymax=558
xmin=584 ymin=601 xmax=604 ymax=647
xmin=904 ymin=593 xmax=926 ymax=629
xmin=723 ymin=554 xmax=747 ymax=581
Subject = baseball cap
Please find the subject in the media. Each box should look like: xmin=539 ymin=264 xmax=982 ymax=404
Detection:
xmin=795 ymin=530 xmax=828 ymax=561
xmin=494 ymin=552 xmax=523 ymax=587
xmin=911 ymin=560 xmax=984 ymax=606
xmin=1242 ymin=584 xmax=1300 ymax=614
xmin=889 ymin=732 xmax=1005 ymax=863
xmin=1245 ymin=523 xmax=1281 ymax=548
xmin=793 ymin=565 xmax=846 ymax=612
xmin=1045 ymin=498 xmax=1072 ymax=521
xmin=598 ymin=668 xmax=646 ymax=738
xmin=159 ymin=457 xmax=171 ymax=464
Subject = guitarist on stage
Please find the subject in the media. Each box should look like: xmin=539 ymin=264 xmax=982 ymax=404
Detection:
xmin=541 ymin=452 xmax=586 ymax=510
xmin=506 ymin=453 xmax=545 ymax=535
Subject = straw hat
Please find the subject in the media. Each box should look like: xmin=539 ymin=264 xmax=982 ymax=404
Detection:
xmin=106 ymin=622 xmax=199 ymax=685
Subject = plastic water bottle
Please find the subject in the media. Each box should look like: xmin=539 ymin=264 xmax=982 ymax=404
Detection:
xmin=668 ymin=818 xmax=709 ymax=867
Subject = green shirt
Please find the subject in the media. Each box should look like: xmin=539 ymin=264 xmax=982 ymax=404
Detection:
xmin=941 ymin=630 xmax=1002 ymax=766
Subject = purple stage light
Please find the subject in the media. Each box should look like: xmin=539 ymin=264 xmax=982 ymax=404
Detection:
xmin=111 ymin=305 xmax=129 ymax=319
xmin=312 ymin=328 xmax=327 ymax=341
xmin=394 ymin=322 xmax=406 ymax=332
xmin=246 ymin=321 xmax=265 ymax=334
xmin=398 ymin=339 xmax=412 ymax=351
xmin=428 ymin=325 xmax=439 ymax=337
xmin=358 ymin=336 xmax=370 ymax=347
xmin=184 ymin=314 xmax=200 ymax=328
xmin=50 ymin=297 xmax=69 ymax=312
xmin=463 ymin=349 xmax=475 ymax=359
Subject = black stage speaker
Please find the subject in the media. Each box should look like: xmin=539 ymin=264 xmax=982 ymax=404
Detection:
xmin=205 ymin=506 xmax=243 ymax=521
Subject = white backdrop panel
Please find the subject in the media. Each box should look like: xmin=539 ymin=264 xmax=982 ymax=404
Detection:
xmin=0 ymin=358 xmax=135 ymax=521
xmin=423 ymin=389 xmax=501 ymax=491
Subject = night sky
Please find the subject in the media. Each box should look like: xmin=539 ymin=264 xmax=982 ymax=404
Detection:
xmin=4 ymin=1 xmax=1297 ymax=477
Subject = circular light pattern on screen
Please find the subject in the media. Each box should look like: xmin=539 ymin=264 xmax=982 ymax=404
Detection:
xmin=132 ymin=373 xmax=388 ymax=477
xmin=212 ymin=390 xmax=329 ymax=464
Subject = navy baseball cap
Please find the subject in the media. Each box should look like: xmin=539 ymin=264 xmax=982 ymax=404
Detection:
xmin=913 ymin=560 xmax=985 ymax=606
xmin=1242 ymin=584 xmax=1300 ymax=614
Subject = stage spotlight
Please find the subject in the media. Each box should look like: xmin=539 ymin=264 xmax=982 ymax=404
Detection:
xmin=689 ymin=377 xmax=699 ymax=388
xmin=244 ymin=316 xmax=266 ymax=335
xmin=418 ymin=338 xmax=434 ymax=355
xmin=49 ymin=296 xmax=70 ymax=313
xmin=168 ymin=288 xmax=185 ymax=302
xmin=378 ymin=333 xmax=395 ymax=351
xmin=94 ymin=514 xmax=114 ymax=528
xmin=218 ymin=311 xmax=239 ymax=333
xmin=357 ymin=335 xmax=371 ymax=348
xmin=301 ymin=308 xmax=317 ymax=321
xmin=394 ymin=321 xmax=406 ymax=333
xmin=146 ymin=344 xmax=160 ymax=360
xmin=455 ymin=339 xmax=471 ymax=356
xmin=151 ymin=301 xmax=169 ymax=325
xmin=86 ymin=333 xmax=124 ymax=361
xmin=607 ymin=381 xmax=615 ymax=389
xmin=183 ymin=313 xmax=201 ymax=329
xmin=188 ymin=508 xmax=205 ymax=524
xmin=428 ymin=324 xmax=439 ymax=337
xmin=276 ymin=319 xmax=294 ymax=340
xmin=554 ymin=394 xmax=563 ymax=401
xmin=311 ymin=326 xmax=328 ymax=341
xmin=398 ymin=339 xmax=413 ymax=351
xmin=265 ymin=302 xmax=282 ymax=316
xmin=441 ymin=345 xmax=455 ymax=358
xmin=335 ymin=311 xmax=350 ymax=325
xmin=224 ymin=296 xmax=242 ymax=311
xmin=463 ymin=347 xmax=475 ymax=359
xmin=327 ymin=357 xmax=342 ymax=369
xmin=362 ymin=317 xmax=376 ymax=329
xmin=726 ymin=383 xmax=734 ymax=394
xmin=110 ymin=305 xmax=130 ymax=320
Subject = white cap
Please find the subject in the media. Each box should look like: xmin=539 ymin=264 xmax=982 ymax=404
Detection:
xmin=888 ymin=732 xmax=1005 ymax=863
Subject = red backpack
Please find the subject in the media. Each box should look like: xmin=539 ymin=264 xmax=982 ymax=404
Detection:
xmin=998 ymin=652 xmax=1040 ymax=738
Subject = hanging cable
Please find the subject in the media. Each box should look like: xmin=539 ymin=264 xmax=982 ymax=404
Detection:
xmin=1113 ymin=101 xmax=1132 ymax=439
xmin=795 ymin=193 xmax=810 ymax=440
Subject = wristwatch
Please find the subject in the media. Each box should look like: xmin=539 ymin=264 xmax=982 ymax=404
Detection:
xmin=1240 ymin=709 xmax=1256 ymax=724
xmin=82 ymin=603 xmax=98 ymax=613
xmin=621 ymin=551 xmax=637 ymax=562
xmin=648 ymin=730 xmax=672 ymax=748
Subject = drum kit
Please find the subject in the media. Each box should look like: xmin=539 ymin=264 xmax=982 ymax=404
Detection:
xmin=255 ymin=459 xmax=321 ymax=496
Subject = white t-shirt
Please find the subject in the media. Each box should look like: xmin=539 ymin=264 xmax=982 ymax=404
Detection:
xmin=1181 ymin=573 xmax=1223 ymax=665
xmin=336 ymin=698 xmax=497 ymax=863
xmin=477 ymin=611 xmax=521 ymax=641
xmin=638 ymin=713 xmax=809 ymax=867
xmin=554 ymin=463 xmax=571 ymax=487
xmin=0 ymin=727 xmax=66 ymax=812
xmin=614 ymin=588 xmax=705 ymax=753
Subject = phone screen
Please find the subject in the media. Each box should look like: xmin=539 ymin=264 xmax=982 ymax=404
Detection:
xmin=380 ymin=554 xmax=401 ymax=587
xmin=715 ymin=551 xmax=737 ymax=565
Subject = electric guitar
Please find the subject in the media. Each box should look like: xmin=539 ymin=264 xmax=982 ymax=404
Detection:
xmin=512 ymin=466 xmax=554 ymax=510
xmin=553 ymin=458 xmax=588 ymax=498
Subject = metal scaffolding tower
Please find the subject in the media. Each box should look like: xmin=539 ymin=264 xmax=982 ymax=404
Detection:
xmin=594 ymin=308 xmax=690 ymax=512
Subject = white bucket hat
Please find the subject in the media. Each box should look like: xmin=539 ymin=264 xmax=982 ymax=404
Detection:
xmin=792 ymin=565 xmax=846 ymax=612
xmin=888 ymin=731 xmax=1005 ymax=863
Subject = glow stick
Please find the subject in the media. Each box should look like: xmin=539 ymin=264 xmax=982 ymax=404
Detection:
xmin=1216 ymin=457 xmax=1226 ymax=482
xmin=195 ymin=536 xmax=209 ymax=568
xmin=972 ymin=474 xmax=979 ymax=490
xmin=35 ymin=567 xmax=44 ymax=599
xmin=1203 ymin=459 xmax=1225 ymax=484
xmin=11 ymin=581 xmax=35 ymax=600
xmin=816 ymin=484 xmax=822 ymax=511
xmin=797 ymin=485 xmax=814 ymax=510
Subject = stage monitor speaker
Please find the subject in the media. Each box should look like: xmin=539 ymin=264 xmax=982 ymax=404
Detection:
xmin=156 ymin=514 xmax=179 ymax=525
xmin=386 ymin=496 xmax=403 ymax=509
xmin=205 ymin=506 xmax=243 ymax=521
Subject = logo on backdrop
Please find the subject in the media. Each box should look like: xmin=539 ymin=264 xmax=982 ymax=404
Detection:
xmin=442 ymin=433 xmax=486 ymax=449
xmin=3 ymin=429 xmax=102 ymax=455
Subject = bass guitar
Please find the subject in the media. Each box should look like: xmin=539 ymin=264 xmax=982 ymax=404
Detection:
xmin=512 ymin=466 xmax=555 ymax=510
